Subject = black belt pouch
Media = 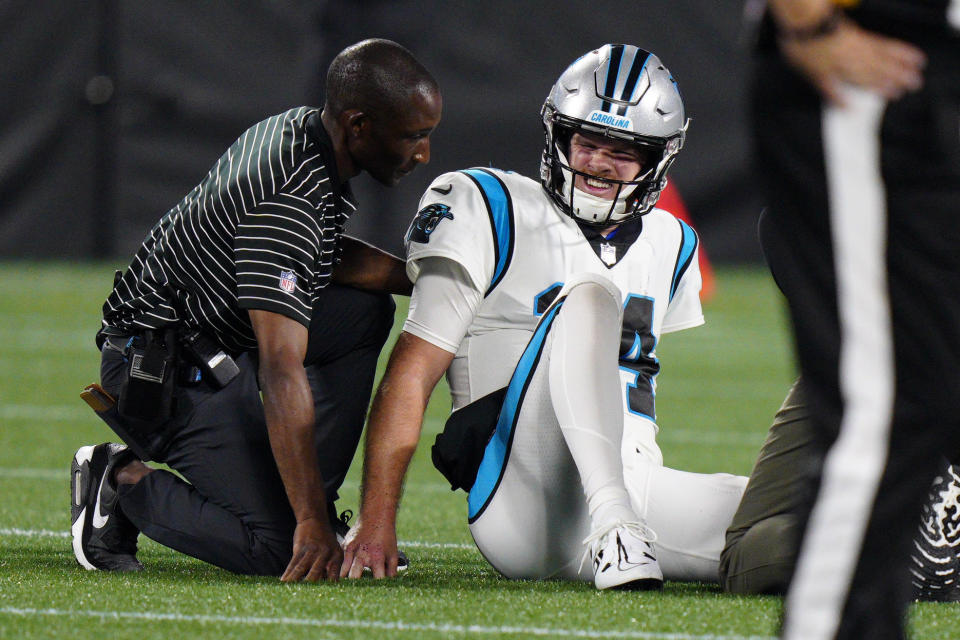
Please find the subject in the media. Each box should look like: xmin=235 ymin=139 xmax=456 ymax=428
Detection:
xmin=117 ymin=329 xmax=178 ymax=423
xmin=431 ymin=386 xmax=507 ymax=492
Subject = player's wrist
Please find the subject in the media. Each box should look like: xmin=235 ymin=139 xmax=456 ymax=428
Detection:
xmin=357 ymin=504 xmax=398 ymax=530
xmin=775 ymin=6 xmax=843 ymax=42
xmin=294 ymin=506 xmax=330 ymax=526
xmin=768 ymin=0 xmax=847 ymax=42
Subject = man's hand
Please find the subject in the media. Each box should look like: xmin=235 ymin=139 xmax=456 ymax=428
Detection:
xmin=340 ymin=518 xmax=400 ymax=579
xmin=778 ymin=17 xmax=926 ymax=104
xmin=280 ymin=517 xmax=343 ymax=582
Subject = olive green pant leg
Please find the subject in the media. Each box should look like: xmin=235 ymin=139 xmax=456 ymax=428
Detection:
xmin=719 ymin=378 xmax=813 ymax=594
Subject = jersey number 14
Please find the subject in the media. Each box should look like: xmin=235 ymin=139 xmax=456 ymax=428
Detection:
xmin=534 ymin=285 xmax=659 ymax=421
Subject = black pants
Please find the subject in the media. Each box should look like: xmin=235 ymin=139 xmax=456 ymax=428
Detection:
xmin=753 ymin=41 xmax=960 ymax=639
xmin=100 ymin=285 xmax=395 ymax=575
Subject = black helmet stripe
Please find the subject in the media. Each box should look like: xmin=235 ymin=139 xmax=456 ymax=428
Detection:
xmin=600 ymin=44 xmax=625 ymax=113
xmin=616 ymin=51 xmax=651 ymax=116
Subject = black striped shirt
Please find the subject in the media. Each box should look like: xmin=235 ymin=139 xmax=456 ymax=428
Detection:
xmin=101 ymin=107 xmax=357 ymax=352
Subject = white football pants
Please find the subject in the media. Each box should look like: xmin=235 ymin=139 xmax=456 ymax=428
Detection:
xmin=467 ymin=272 xmax=747 ymax=582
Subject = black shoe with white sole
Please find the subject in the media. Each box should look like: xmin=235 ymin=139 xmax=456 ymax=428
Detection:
xmin=71 ymin=443 xmax=143 ymax=571
xmin=333 ymin=508 xmax=408 ymax=572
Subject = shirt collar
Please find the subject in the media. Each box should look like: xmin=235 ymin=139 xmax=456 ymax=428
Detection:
xmin=576 ymin=216 xmax=644 ymax=247
xmin=305 ymin=111 xmax=357 ymax=210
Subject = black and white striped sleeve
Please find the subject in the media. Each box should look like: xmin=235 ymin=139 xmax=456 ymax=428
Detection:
xmin=234 ymin=193 xmax=320 ymax=327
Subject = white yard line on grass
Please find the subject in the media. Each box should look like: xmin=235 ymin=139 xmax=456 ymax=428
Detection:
xmin=0 ymin=423 xmax=760 ymax=485
xmin=0 ymin=528 xmax=69 ymax=539
xmin=0 ymin=607 xmax=775 ymax=640
xmin=0 ymin=469 xmax=455 ymax=492
xmin=400 ymin=540 xmax=475 ymax=550
xmin=0 ymin=527 xmax=474 ymax=550
xmin=0 ymin=405 xmax=85 ymax=421
xmin=0 ymin=468 xmax=64 ymax=479
xmin=657 ymin=430 xmax=760 ymax=447
xmin=4 ymin=402 xmax=764 ymax=447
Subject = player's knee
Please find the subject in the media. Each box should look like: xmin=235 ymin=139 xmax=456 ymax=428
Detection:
xmin=561 ymin=273 xmax=621 ymax=312
xmin=720 ymin=514 xmax=798 ymax=595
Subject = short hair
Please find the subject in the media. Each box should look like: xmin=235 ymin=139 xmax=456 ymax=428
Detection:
xmin=325 ymin=39 xmax=439 ymax=120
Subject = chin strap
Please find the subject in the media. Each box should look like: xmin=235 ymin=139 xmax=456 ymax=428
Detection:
xmin=570 ymin=185 xmax=632 ymax=223
xmin=556 ymin=147 xmax=642 ymax=224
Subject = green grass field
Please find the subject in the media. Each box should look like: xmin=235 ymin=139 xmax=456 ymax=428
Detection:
xmin=1 ymin=262 xmax=958 ymax=639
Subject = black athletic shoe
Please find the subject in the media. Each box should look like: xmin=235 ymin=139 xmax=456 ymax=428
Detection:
xmin=911 ymin=461 xmax=960 ymax=601
xmin=333 ymin=509 xmax=409 ymax=572
xmin=71 ymin=443 xmax=143 ymax=571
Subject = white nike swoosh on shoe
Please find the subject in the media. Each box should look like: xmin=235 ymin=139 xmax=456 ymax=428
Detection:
xmin=92 ymin=473 xmax=110 ymax=529
xmin=72 ymin=506 xmax=96 ymax=571
xmin=618 ymin=558 xmax=656 ymax=571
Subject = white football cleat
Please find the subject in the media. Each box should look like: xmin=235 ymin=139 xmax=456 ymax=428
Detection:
xmin=583 ymin=521 xmax=663 ymax=591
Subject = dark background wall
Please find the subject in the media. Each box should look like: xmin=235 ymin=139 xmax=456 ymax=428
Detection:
xmin=0 ymin=0 xmax=762 ymax=263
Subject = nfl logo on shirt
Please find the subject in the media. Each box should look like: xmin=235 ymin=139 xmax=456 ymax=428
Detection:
xmin=279 ymin=270 xmax=297 ymax=293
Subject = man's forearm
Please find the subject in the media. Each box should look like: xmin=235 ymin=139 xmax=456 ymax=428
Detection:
xmin=260 ymin=364 xmax=328 ymax=523
xmin=358 ymin=332 xmax=454 ymax=525
xmin=357 ymin=370 xmax=428 ymax=526
xmin=767 ymin=0 xmax=837 ymax=29
xmin=333 ymin=235 xmax=412 ymax=295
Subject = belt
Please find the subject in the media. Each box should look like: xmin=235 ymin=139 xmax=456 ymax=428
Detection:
xmin=102 ymin=334 xmax=135 ymax=354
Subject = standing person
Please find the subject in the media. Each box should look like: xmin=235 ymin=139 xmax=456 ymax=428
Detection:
xmin=340 ymin=44 xmax=747 ymax=589
xmin=750 ymin=1 xmax=960 ymax=637
xmin=70 ymin=38 xmax=442 ymax=582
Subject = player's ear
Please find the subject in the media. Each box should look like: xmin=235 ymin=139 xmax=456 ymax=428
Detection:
xmin=342 ymin=110 xmax=369 ymax=139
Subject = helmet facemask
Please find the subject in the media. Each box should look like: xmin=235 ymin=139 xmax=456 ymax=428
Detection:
xmin=542 ymin=107 xmax=684 ymax=227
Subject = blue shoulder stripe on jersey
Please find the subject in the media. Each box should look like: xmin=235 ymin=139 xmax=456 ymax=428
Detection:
xmin=600 ymin=44 xmax=625 ymax=113
xmin=460 ymin=168 xmax=514 ymax=296
xmin=467 ymin=298 xmax=565 ymax=522
xmin=670 ymin=219 xmax=698 ymax=302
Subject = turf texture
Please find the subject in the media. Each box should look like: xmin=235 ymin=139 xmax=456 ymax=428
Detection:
xmin=1 ymin=262 xmax=958 ymax=639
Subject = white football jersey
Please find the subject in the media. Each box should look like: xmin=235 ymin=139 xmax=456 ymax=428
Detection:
xmin=405 ymin=168 xmax=703 ymax=430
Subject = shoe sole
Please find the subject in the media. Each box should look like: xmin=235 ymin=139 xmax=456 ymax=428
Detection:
xmin=71 ymin=445 xmax=98 ymax=571
xmin=610 ymin=576 xmax=664 ymax=591
xmin=596 ymin=570 xmax=664 ymax=591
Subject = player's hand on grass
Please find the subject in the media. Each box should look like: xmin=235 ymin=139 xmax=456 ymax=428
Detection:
xmin=280 ymin=517 xmax=342 ymax=582
xmin=340 ymin=518 xmax=399 ymax=579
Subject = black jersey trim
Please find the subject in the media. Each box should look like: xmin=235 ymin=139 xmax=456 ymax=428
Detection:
xmin=670 ymin=218 xmax=699 ymax=302
xmin=460 ymin=168 xmax=515 ymax=297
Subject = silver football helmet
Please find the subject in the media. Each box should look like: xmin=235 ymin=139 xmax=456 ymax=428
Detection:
xmin=541 ymin=44 xmax=689 ymax=226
